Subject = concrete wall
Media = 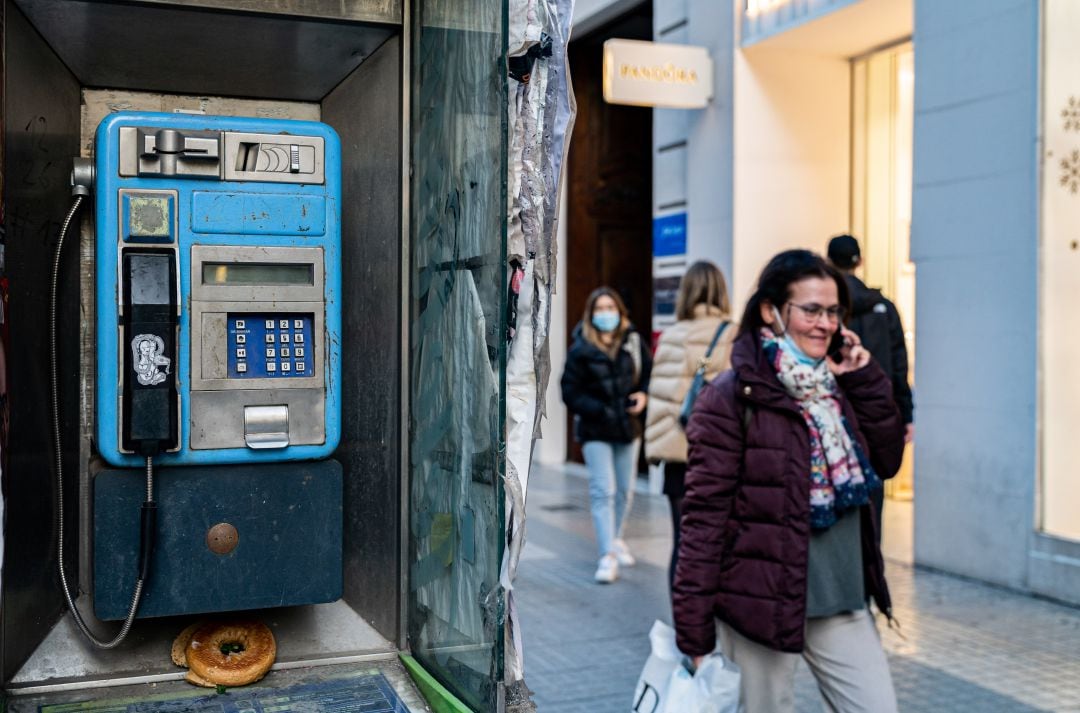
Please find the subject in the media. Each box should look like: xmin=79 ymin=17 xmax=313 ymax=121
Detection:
xmin=732 ymin=45 xmax=851 ymax=309
xmin=911 ymin=0 xmax=1042 ymax=591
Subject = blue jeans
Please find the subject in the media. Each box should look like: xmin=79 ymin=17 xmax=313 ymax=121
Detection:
xmin=582 ymin=440 xmax=637 ymax=559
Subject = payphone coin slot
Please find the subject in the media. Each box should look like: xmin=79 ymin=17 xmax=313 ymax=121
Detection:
xmin=120 ymin=127 xmax=221 ymax=179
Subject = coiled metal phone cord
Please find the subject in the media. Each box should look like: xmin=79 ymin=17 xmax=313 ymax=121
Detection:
xmin=51 ymin=195 xmax=152 ymax=648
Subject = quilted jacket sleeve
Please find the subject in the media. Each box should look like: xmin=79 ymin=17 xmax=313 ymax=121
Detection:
xmin=672 ymin=373 xmax=743 ymax=656
xmin=837 ymin=360 xmax=905 ymax=480
xmin=560 ymin=349 xmax=609 ymax=419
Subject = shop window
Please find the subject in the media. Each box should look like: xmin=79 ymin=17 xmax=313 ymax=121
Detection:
xmin=851 ymin=42 xmax=915 ymax=501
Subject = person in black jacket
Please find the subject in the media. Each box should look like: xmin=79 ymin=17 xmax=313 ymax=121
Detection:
xmin=828 ymin=235 xmax=914 ymax=537
xmin=561 ymin=287 xmax=651 ymax=584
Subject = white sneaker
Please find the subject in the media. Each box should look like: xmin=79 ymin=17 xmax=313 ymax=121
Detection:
xmin=613 ymin=539 xmax=636 ymax=567
xmin=594 ymin=554 xmax=619 ymax=584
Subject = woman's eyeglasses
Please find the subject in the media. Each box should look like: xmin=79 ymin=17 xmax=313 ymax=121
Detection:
xmin=788 ymin=303 xmax=845 ymax=323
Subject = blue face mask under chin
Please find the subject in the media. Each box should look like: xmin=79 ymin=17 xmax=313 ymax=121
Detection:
xmin=773 ymin=307 xmax=824 ymax=367
xmin=592 ymin=312 xmax=620 ymax=333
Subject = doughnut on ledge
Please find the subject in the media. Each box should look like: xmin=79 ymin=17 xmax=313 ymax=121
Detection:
xmin=184 ymin=620 xmax=277 ymax=687
xmin=171 ymin=622 xmax=203 ymax=668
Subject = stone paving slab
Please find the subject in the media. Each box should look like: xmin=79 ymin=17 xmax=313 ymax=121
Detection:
xmin=516 ymin=464 xmax=1080 ymax=712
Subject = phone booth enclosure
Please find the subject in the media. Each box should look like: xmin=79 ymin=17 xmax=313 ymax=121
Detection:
xmin=0 ymin=0 xmax=404 ymax=686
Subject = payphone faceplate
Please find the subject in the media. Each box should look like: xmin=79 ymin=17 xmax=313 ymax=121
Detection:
xmin=95 ymin=113 xmax=342 ymax=467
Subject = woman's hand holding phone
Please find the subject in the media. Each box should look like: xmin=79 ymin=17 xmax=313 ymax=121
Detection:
xmin=626 ymin=391 xmax=648 ymax=415
xmin=828 ymin=327 xmax=870 ymax=375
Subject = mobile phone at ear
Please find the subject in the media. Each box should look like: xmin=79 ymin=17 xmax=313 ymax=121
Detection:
xmin=828 ymin=331 xmax=846 ymax=364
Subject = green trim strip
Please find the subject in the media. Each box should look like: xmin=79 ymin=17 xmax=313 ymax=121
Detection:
xmin=399 ymin=654 xmax=474 ymax=713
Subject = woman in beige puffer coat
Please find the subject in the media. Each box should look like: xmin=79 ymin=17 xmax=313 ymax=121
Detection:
xmin=645 ymin=261 xmax=736 ymax=589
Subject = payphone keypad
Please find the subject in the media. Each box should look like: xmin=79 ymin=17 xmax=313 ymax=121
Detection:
xmin=227 ymin=314 xmax=314 ymax=379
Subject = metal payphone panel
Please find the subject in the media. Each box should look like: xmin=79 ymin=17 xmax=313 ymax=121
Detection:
xmin=95 ymin=112 xmax=342 ymax=467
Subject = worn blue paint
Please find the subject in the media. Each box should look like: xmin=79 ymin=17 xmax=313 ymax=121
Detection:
xmin=93 ymin=460 xmax=343 ymax=620
xmin=191 ymin=191 xmax=327 ymax=236
xmin=94 ymin=112 xmax=341 ymax=467
xmin=122 ymin=192 xmax=175 ymax=243
xmin=653 ymin=212 xmax=687 ymax=257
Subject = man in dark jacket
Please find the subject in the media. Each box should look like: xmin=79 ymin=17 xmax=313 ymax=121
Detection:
xmin=827 ymin=235 xmax=914 ymax=437
xmin=828 ymin=236 xmax=913 ymax=546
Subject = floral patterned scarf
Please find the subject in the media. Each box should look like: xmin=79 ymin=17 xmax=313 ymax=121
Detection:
xmin=761 ymin=328 xmax=880 ymax=530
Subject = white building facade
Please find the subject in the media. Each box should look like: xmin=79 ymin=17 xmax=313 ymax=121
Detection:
xmin=539 ymin=0 xmax=1080 ymax=607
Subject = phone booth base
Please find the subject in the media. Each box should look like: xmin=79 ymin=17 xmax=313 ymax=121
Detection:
xmin=93 ymin=461 xmax=343 ymax=620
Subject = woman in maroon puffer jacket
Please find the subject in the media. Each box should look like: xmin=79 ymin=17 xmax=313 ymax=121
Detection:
xmin=673 ymin=250 xmax=905 ymax=713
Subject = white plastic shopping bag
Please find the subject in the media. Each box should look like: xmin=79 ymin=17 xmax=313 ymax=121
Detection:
xmin=632 ymin=620 xmax=741 ymax=713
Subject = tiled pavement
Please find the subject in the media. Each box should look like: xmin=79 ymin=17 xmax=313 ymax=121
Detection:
xmin=515 ymin=463 xmax=1080 ymax=712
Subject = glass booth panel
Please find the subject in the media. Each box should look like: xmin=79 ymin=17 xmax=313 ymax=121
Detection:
xmin=408 ymin=0 xmax=508 ymax=709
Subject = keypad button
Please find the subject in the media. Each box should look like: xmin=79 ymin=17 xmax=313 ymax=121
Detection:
xmin=265 ymin=319 xmax=275 ymax=329
xmin=294 ymin=319 xmax=304 ymax=329
xmin=237 ymin=362 xmax=247 ymax=373
xmin=236 ymin=348 xmax=246 ymax=358
xmin=235 ymin=319 xmax=246 ymax=329
xmin=295 ymin=347 xmax=305 ymax=358
xmin=266 ymin=348 xmax=276 ymax=358
xmin=296 ymin=361 xmax=306 ymax=372
xmin=267 ymin=362 xmax=277 ymax=372
xmin=295 ymin=333 xmax=305 ymax=343
xmin=265 ymin=334 xmax=275 ymax=343
xmin=281 ymin=362 xmax=291 ymax=372
xmin=282 ymin=333 xmax=292 ymax=343
xmin=281 ymin=347 xmax=290 ymax=357
xmin=237 ymin=334 xmax=246 ymax=344
xmin=280 ymin=319 xmax=290 ymax=329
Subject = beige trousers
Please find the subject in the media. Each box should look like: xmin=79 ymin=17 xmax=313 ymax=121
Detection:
xmin=716 ymin=608 xmax=898 ymax=713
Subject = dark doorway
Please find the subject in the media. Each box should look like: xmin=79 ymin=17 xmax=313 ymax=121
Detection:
xmin=565 ymin=3 xmax=653 ymax=465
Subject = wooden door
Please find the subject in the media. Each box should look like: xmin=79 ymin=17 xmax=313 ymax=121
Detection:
xmin=565 ymin=7 xmax=653 ymax=463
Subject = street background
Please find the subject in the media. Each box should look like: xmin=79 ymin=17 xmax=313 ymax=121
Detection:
xmin=517 ymin=464 xmax=1080 ymax=712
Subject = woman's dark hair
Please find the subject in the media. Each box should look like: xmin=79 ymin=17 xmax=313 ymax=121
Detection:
xmin=737 ymin=250 xmax=851 ymax=336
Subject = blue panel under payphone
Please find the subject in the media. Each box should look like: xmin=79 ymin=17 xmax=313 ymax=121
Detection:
xmin=93 ymin=460 xmax=343 ymax=620
xmin=94 ymin=112 xmax=342 ymax=467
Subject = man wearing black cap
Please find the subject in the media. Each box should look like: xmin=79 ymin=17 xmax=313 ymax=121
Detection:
xmin=828 ymin=235 xmax=914 ymax=532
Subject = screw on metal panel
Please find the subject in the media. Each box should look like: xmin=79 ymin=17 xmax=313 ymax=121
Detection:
xmin=207 ymin=523 xmax=239 ymax=555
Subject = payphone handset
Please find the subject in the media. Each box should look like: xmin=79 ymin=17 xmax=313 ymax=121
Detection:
xmin=94 ymin=112 xmax=342 ymax=467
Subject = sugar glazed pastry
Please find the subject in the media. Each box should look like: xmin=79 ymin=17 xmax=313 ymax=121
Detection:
xmin=172 ymin=620 xmax=276 ymax=688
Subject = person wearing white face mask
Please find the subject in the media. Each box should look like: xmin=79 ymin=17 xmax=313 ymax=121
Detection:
xmin=561 ymin=287 xmax=652 ymax=583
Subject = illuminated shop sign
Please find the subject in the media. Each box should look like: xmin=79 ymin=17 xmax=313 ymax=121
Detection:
xmin=603 ymin=39 xmax=713 ymax=109
xmin=746 ymin=0 xmax=791 ymax=16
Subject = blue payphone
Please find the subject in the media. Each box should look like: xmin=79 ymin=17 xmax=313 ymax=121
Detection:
xmin=52 ymin=112 xmax=345 ymax=648
xmin=95 ymin=112 xmax=342 ymax=465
